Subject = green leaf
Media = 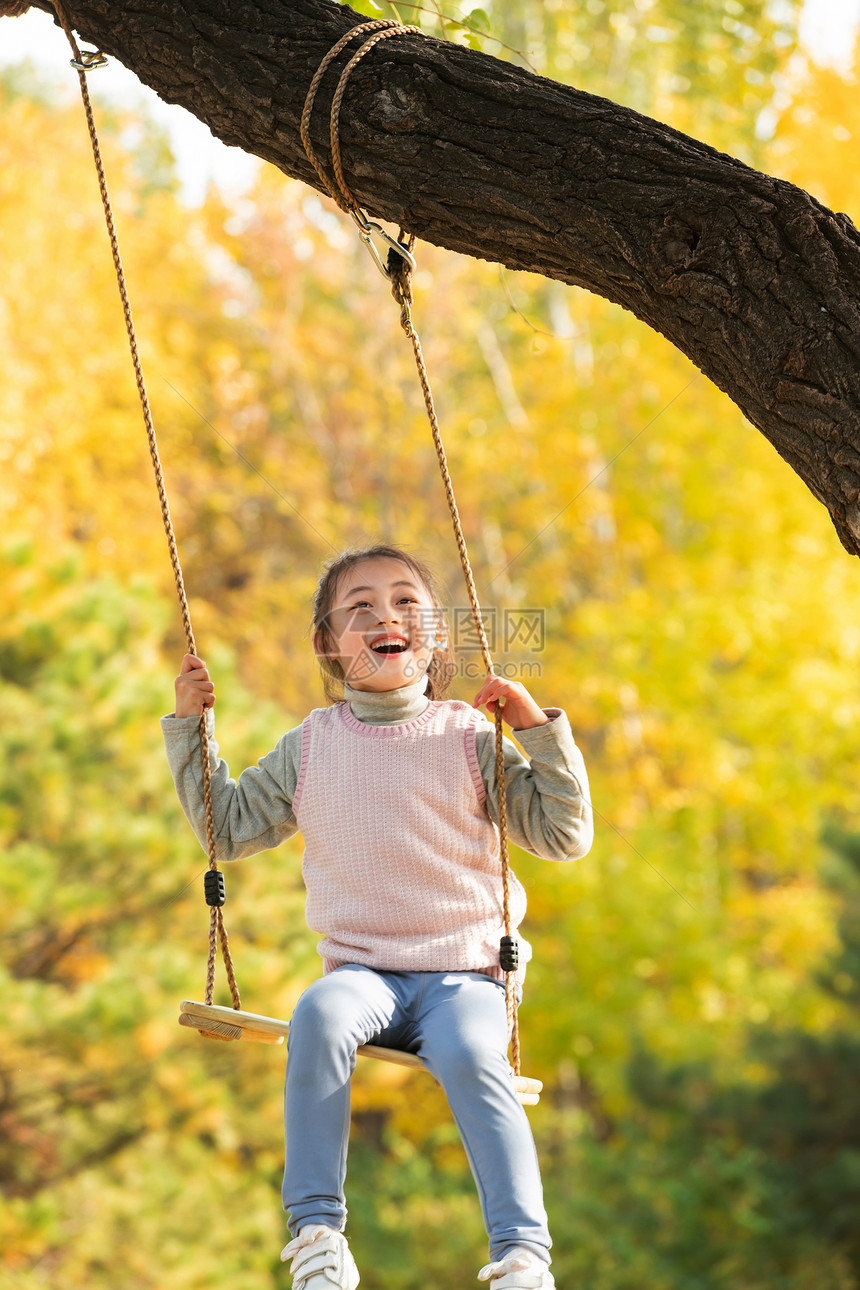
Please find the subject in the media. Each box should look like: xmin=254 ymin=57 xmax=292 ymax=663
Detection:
xmin=345 ymin=0 xmax=384 ymax=15
xmin=461 ymin=7 xmax=491 ymax=35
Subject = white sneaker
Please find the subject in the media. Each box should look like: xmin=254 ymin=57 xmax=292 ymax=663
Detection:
xmin=280 ymin=1224 xmax=360 ymax=1290
xmin=478 ymin=1247 xmax=555 ymax=1289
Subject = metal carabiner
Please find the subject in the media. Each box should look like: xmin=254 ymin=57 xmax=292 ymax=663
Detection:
xmin=349 ymin=208 xmax=416 ymax=279
xmin=70 ymin=49 xmax=109 ymax=71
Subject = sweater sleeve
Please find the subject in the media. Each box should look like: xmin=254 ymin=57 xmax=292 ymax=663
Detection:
xmin=160 ymin=710 xmax=303 ymax=861
xmin=475 ymin=708 xmax=593 ymax=862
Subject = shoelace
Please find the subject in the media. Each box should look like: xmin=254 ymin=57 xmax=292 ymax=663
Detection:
xmin=281 ymin=1225 xmax=346 ymax=1282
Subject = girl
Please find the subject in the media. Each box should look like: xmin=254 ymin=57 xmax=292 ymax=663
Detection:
xmin=162 ymin=544 xmax=593 ymax=1290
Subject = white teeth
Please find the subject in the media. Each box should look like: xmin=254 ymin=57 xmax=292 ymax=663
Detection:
xmin=372 ymin=640 xmax=408 ymax=654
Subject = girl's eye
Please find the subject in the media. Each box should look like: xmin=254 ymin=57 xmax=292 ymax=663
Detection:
xmin=348 ymin=596 xmax=417 ymax=609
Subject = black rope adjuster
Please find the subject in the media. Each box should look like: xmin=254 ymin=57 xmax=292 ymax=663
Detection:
xmin=500 ymin=935 xmax=519 ymax=973
xmin=204 ymin=870 xmax=226 ymax=907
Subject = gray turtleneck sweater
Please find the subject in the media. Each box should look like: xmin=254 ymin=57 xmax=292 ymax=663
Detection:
xmin=161 ymin=677 xmax=593 ymax=864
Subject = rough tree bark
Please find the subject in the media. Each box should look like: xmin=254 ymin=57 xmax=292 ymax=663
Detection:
xmin=11 ymin=0 xmax=860 ymax=554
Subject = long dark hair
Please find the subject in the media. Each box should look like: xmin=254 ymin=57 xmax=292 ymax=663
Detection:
xmin=312 ymin=544 xmax=455 ymax=703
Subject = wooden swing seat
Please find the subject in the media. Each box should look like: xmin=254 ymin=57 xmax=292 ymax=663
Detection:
xmin=179 ymin=1000 xmax=542 ymax=1106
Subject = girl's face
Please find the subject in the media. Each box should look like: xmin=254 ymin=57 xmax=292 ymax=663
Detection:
xmin=316 ymin=557 xmax=443 ymax=692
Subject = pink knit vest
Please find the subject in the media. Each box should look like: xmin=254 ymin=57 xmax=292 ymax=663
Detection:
xmin=292 ymin=698 xmax=529 ymax=975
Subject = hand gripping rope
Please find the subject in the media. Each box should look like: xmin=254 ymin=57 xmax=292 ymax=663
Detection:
xmin=49 ymin=4 xmax=536 ymax=1093
xmin=301 ymin=19 xmax=524 ymax=1076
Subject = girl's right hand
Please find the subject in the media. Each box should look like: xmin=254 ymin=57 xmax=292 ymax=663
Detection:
xmin=174 ymin=653 xmax=216 ymax=718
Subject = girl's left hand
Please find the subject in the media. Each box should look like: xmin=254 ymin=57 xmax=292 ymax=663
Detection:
xmin=472 ymin=675 xmax=550 ymax=730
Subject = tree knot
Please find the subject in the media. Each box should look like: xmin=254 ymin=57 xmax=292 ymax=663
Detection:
xmin=661 ymin=210 xmax=703 ymax=270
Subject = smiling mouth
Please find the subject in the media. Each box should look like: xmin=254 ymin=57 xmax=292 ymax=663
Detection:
xmin=371 ymin=641 xmax=409 ymax=655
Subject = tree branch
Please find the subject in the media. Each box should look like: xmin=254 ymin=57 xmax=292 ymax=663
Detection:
xmin=16 ymin=0 xmax=860 ymax=554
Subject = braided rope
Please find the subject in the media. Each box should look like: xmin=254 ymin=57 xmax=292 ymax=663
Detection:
xmin=51 ymin=0 xmax=241 ymax=1026
xmin=302 ymin=21 xmax=521 ymax=1070
xmin=302 ymin=19 xmax=398 ymax=206
xmin=389 ymin=256 xmax=519 ymax=1058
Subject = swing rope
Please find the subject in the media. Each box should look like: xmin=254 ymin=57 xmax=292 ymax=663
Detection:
xmin=301 ymin=20 xmax=521 ymax=1074
xmin=51 ymin=0 xmax=241 ymax=1029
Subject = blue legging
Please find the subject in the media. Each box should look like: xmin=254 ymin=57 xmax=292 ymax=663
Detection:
xmin=282 ymin=964 xmax=551 ymax=1265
